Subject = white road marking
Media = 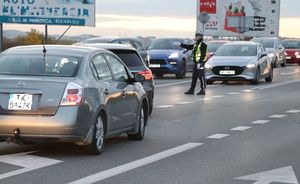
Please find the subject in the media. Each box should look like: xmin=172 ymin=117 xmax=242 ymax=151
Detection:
xmin=242 ymin=89 xmax=254 ymax=93
xmin=281 ymin=71 xmax=299 ymax=75
xmin=68 ymin=143 xmax=203 ymax=184
xmin=207 ymin=134 xmax=230 ymax=139
xmin=176 ymin=101 xmax=193 ymax=105
xmin=196 ymin=98 xmax=210 ymax=101
xmin=270 ymin=114 xmax=287 ymax=119
xmin=252 ymin=79 xmax=300 ymax=90
xmin=0 ymin=151 xmax=62 ymax=180
xmin=251 ymin=120 xmax=271 ymax=124
xmin=156 ymin=105 xmax=174 ymax=108
xmin=235 ymin=166 xmax=299 ymax=184
xmin=212 ymin=95 xmax=225 ymax=98
xmin=286 ymin=110 xmax=300 ymax=114
xmin=227 ymin=92 xmax=241 ymax=95
xmin=231 ymin=126 xmax=252 ymax=131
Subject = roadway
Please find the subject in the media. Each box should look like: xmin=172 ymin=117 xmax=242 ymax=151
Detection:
xmin=0 ymin=65 xmax=300 ymax=184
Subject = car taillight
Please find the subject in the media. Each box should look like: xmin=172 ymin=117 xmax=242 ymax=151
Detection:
xmin=60 ymin=82 xmax=84 ymax=106
xmin=138 ymin=69 xmax=153 ymax=81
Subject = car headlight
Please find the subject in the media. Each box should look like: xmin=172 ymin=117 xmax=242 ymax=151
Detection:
xmin=268 ymin=53 xmax=274 ymax=58
xmin=247 ymin=64 xmax=256 ymax=68
xmin=205 ymin=63 xmax=213 ymax=69
xmin=168 ymin=52 xmax=179 ymax=59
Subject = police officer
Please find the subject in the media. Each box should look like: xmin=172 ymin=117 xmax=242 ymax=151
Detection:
xmin=181 ymin=32 xmax=208 ymax=95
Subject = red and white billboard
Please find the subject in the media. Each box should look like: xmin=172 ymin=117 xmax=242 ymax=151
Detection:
xmin=197 ymin=0 xmax=281 ymax=37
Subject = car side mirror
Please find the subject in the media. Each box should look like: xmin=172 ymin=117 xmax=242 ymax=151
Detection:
xmin=261 ymin=52 xmax=268 ymax=58
xmin=134 ymin=74 xmax=145 ymax=83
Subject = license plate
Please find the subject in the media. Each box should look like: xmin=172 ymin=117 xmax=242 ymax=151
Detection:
xmin=220 ymin=70 xmax=235 ymax=75
xmin=8 ymin=94 xmax=33 ymax=111
xmin=286 ymin=56 xmax=292 ymax=59
xmin=149 ymin=64 xmax=161 ymax=68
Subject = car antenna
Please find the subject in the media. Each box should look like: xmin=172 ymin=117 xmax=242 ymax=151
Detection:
xmin=42 ymin=40 xmax=47 ymax=62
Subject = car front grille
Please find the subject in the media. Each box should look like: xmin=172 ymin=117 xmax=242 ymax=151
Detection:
xmin=212 ymin=66 xmax=245 ymax=75
xmin=150 ymin=59 xmax=167 ymax=65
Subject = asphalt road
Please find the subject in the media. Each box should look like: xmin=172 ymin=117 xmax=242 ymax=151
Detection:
xmin=1 ymin=65 xmax=300 ymax=184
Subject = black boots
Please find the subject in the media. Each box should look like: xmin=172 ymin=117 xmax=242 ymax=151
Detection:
xmin=184 ymin=90 xmax=194 ymax=95
xmin=197 ymin=90 xmax=206 ymax=95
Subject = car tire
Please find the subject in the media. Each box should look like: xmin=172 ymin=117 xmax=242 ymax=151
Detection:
xmin=176 ymin=61 xmax=186 ymax=79
xmin=88 ymin=113 xmax=106 ymax=155
xmin=206 ymin=80 xmax=214 ymax=85
xmin=265 ymin=66 xmax=273 ymax=82
xmin=281 ymin=58 xmax=286 ymax=67
xmin=273 ymin=57 xmax=278 ymax=68
xmin=149 ymin=99 xmax=153 ymax=116
xmin=251 ymin=67 xmax=260 ymax=85
xmin=128 ymin=104 xmax=147 ymax=140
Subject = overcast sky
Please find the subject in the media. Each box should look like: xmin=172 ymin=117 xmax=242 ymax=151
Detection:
xmin=98 ymin=0 xmax=300 ymax=18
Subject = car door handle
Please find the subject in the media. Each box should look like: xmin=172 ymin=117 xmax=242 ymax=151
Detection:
xmin=103 ymin=89 xmax=109 ymax=95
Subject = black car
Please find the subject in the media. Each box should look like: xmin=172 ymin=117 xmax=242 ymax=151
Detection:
xmin=80 ymin=37 xmax=149 ymax=66
xmin=80 ymin=43 xmax=155 ymax=115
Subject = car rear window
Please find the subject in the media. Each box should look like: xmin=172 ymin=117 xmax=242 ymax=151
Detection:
xmin=282 ymin=41 xmax=300 ymax=49
xmin=110 ymin=50 xmax=144 ymax=67
xmin=0 ymin=54 xmax=82 ymax=77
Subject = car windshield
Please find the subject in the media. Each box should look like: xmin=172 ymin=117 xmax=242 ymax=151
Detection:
xmin=111 ymin=50 xmax=144 ymax=67
xmin=215 ymin=45 xmax=257 ymax=56
xmin=252 ymin=39 xmax=275 ymax=48
xmin=208 ymin=42 xmax=226 ymax=53
xmin=147 ymin=39 xmax=183 ymax=50
xmin=0 ymin=54 xmax=81 ymax=77
xmin=282 ymin=41 xmax=300 ymax=49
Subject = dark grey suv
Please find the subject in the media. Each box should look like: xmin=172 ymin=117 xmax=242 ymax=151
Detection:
xmin=81 ymin=37 xmax=149 ymax=66
xmin=80 ymin=43 xmax=155 ymax=115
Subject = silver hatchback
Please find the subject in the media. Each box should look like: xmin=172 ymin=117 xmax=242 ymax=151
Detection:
xmin=0 ymin=45 xmax=149 ymax=154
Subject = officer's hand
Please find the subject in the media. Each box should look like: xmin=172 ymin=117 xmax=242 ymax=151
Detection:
xmin=197 ymin=63 xmax=201 ymax=70
xmin=200 ymin=63 xmax=205 ymax=68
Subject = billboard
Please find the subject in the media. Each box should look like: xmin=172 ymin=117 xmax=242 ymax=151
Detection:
xmin=197 ymin=0 xmax=281 ymax=37
xmin=0 ymin=0 xmax=95 ymax=27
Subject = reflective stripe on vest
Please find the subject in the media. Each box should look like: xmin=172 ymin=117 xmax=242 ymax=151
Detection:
xmin=194 ymin=42 xmax=208 ymax=63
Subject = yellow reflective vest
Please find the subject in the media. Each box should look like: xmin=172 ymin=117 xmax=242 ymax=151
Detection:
xmin=192 ymin=42 xmax=208 ymax=63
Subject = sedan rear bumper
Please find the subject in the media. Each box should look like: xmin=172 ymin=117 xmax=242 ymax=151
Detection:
xmin=0 ymin=106 xmax=93 ymax=143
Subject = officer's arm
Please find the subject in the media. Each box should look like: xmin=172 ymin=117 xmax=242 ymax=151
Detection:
xmin=180 ymin=43 xmax=194 ymax=50
xmin=199 ymin=43 xmax=208 ymax=65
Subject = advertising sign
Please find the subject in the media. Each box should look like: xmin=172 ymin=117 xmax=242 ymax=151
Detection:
xmin=197 ymin=0 xmax=281 ymax=37
xmin=0 ymin=0 xmax=95 ymax=26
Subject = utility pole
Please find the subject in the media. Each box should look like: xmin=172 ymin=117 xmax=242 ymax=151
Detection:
xmin=0 ymin=23 xmax=3 ymax=52
xmin=44 ymin=25 xmax=48 ymax=44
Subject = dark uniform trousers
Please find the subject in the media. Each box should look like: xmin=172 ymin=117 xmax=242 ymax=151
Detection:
xmin=190 ymin=63 xmax=206 ymax=92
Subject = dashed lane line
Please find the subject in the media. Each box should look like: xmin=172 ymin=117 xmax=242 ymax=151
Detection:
xmin=269 ymin=114 xmax=287 ymax=119
xmin=251 ymin=120 xmax=271 ymax=124
xmin=242 ymin=89 xmax=254 ymax=93
xmin=286 ymin=110 xmax=300 ymax=114
xmin=252 ymin=79 xmax=300 ymax=90
xmin=212 ymin=95 xmax=226 ymax=98
xmin=207 ymin=134 xmax=230 ymax=139
xmin=227 ymin=92 xmax=241 ymax=95
xmin=176 ymin=101 xmax=193 ymax=105
xmin=231 ymin=126 xmax=252 ymax=131
xmin=68 ymin=143 xmax=203 ymax=184
xmin=156 ymin=105 xmax=174 ymax=109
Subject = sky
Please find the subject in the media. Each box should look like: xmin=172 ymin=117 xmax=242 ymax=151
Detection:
xmin=3 ymin=0 xmax=300 ymax=38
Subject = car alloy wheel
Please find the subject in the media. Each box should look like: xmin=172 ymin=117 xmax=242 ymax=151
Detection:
xmin=89 ymin=114 xmax=105 ymax=155
xmin=128 ymin=106 xmax=146 ymax=140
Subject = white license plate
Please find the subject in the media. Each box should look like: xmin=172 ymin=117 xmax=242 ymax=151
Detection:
xmin=8 ymin=94 xmax=33 ymax=111
xmin=220 ymin=70 xmax=235 ymax=75
xmin=149 ymin=64 xmax=161 ymax=68
xmin=286 ymin=56 xmax=292 ymax=59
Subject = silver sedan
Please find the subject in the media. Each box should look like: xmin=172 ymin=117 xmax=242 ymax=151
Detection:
xmin=0 ymin=45 xmax=149 ymax=154
xmin=205 ymin=41 xmax=273 ymax=85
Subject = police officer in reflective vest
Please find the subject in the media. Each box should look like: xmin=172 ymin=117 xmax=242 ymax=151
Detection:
xmin=181 ymin=32 xmax=208 ymax=95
